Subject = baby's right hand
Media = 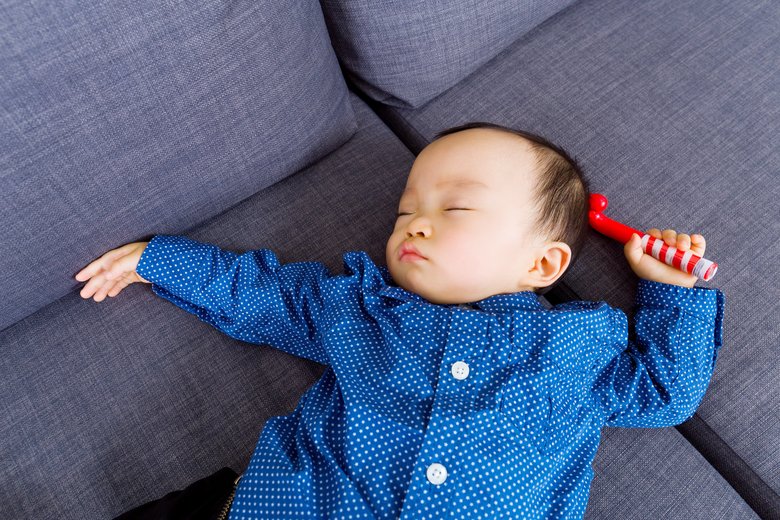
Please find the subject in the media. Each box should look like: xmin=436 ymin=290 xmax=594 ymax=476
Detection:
xmin=75 ymin=241 xmax=151 ymax=302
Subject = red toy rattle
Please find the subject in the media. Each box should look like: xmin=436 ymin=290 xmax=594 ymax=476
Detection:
xmin=589 ymin=193 xmax=718 ymax=282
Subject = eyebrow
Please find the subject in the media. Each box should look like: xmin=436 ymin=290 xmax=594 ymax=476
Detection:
xmin=402 ymin=179 xmax=489 ymax=195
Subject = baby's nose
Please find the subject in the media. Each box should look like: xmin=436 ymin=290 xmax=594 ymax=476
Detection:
xmin=406 ymin=218 xmax=431 ymax=238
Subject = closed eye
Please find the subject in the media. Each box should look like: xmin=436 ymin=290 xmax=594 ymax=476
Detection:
xmin=396 ymin=208 xmax=471 ymax=217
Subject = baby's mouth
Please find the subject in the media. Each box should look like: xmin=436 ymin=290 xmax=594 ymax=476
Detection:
xmin=399 ymin=242 xmax=428 ymax=261
xmin=400 ymin=252 xmax=426 ymax=262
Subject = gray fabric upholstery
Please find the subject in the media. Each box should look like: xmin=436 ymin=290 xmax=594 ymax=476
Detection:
xmin=0 ymin=0 xmax=356 ymax=332
xmin=0 ymin=92 xmax=413 ymax=520
xmin=363 ymin=0 xmax=780 ymax=510
xmin=320 ymin=0 xmax=578 ymax=109
xmin=585 ymin=427 xmax=760 ymax=519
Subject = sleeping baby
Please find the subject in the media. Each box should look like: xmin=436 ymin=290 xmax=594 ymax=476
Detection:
xmin=76 ymin=122 xmax=725 ymax=519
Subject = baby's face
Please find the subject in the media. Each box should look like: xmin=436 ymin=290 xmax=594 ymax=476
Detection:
xmin=386 ymin=128 xmax=551 ymax=305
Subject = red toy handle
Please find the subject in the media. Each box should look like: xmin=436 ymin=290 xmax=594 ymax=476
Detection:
xmin=588 ymin=193 xmax=718 ymax=281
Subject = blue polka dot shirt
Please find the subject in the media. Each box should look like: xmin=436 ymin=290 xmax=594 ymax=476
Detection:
xmin=136 ymin=234 xmax=725 ymax=519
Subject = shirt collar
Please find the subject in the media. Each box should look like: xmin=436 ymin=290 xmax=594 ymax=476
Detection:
xmin=377 ymin=266 xmax=545 ymax=313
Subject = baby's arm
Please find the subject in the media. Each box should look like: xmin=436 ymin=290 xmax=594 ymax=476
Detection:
xmin=591 ymin=279 xmax=725 ymax=428
xmin=589 ymin=226 xmax=725 ymax=427
xmin=81 ymin=235 xmax=334 ymax=365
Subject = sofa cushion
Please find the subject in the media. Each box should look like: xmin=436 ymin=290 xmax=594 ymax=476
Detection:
xmin=319 ymin=0 xmax=578 ymax=109
xmin=0 ymin=0 xmax=356 ymax=332
xmin=362 ymin=0 xmax=780 ymax=511
xmin=0 ymin=92 xmax=411 ymax=520
xmin=584 ymin=427 xmax=760 ymax=519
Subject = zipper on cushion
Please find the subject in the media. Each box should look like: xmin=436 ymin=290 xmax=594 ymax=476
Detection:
xmin=216 ymin=473 xmax=242 ymax=520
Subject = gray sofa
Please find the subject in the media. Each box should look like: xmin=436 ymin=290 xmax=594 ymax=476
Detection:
xmin=1 ymin=0 xmax=778 ymax=518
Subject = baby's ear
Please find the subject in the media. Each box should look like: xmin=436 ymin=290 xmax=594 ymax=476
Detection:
xmin=529 ymin=241 xmax=572 ymax=289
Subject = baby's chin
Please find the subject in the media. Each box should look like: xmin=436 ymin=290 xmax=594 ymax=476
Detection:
xmin=388 ymin=265 xmax=429 ymax=296
xmin=388 ymin=256 xmax=480 ymax=304
xmin=392 ymin=274 xmax=471 ymax=305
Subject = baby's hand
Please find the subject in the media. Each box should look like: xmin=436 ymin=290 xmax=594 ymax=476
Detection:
xmin=623 ymin=229 xmax=706 ymax=288
xmin=75 ymin=242 xmax=151 ymax=302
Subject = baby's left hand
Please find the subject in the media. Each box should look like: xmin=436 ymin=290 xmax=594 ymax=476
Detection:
xmin=624 ymin=228 xmax=706 ymax=288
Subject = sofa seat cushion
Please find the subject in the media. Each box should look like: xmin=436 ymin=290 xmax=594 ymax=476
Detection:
xmin=0 ymin=92 xmax=412 ymax=520
xmin=365 ymin=0 xmax=780 ymax=508
xmin=585 ymin=426 xmax=760 ymax=518
xmin=0 ymin=0 xmax=356 ymax=331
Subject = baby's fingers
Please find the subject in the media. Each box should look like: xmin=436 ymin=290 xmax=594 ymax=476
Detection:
xmin=690 ymin=234 xmax=706 ymax=255
xmin=662 ymin=228 xmax=678 ymax=247
xmin=646 ymin=228 xmax=683 ymax=248
xmin=75 ymin=256 xmax=104 ymax=282
xmin=107 ymin=278 xmax=130 ymax=298
xmin=75 ymin=243 xmax=134 ymax=281
xmin=646 ymin=228 xmax=706 ymax=256
xmin=92 ymin=281 xmax=115 ymax=302
xmin=79 ymin=272 xmax=109 ymax=300
xmin=676 ymin=233 xmax=691 ymax=251
xmin=75 ymin=257 xmax=109 ymax=282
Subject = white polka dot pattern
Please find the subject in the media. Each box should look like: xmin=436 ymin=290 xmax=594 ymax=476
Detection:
xmin=135 ymin=235 xmax=726 ymax=519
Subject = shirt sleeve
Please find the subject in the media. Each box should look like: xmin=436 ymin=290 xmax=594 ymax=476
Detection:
xmin=592 ymin=278 xmax=725 ymax=428
xmin=135 ymin=234 xmax=333 ymax=365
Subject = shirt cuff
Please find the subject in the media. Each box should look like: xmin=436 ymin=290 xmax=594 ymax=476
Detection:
xmin=135 ymin=234 xmax=180 ymax=286
xmin=636 ymin=279 xmax=721 ymax=317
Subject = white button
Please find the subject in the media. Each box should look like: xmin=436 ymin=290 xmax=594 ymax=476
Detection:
xmin=426 ymin=463 xmax=448 ymax=485
xmin=451 ymin=361 xmax=470 ymax=380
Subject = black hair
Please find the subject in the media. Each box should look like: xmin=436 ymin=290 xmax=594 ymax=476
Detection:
xmin=432 ymin=121 xmax=590 ymax=295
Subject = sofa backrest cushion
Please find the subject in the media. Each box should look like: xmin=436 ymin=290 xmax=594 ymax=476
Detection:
xmin=320 ymin=0 xmax=578 ymax=109
xmin=0 ymin=0 xmax=356 ymax=331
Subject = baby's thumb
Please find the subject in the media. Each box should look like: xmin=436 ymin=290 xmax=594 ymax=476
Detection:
xmin=623 ymin=233 xmax=644 ymax=265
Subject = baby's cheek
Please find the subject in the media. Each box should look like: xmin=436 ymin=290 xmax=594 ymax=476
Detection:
xmin=440 ymin=230 xmax=471 ymax=255
xmin=445 ymin=232 xmax=491 ymax=271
